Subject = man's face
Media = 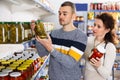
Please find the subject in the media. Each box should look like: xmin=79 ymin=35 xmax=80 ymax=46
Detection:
xmin=58 ymin=6 xmax=74 ymax=26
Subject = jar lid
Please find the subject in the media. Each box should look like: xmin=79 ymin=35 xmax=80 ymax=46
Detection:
xmin=6 ymin=66 xmax=16 ymax=70
xmin=2 ymin=61 xmax=10 ymax=64
xmin=96 ymin=45 xmax=106 ymax=53
xmin=2 ymin=68 xmax=13 ymax=73
xmin=17 ymin=67 xmax=26 ymax=71
xmin=10 ymin=72 xmax=21 ymax=77
xmin=0 ymin=72 xmax=8 ymax=76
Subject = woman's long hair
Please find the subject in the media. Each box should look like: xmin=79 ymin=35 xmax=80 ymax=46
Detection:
xmin=96 ymin=12 xmax=119 ymax=45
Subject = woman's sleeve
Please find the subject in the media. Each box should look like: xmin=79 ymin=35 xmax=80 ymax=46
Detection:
xmin=97 ymin=43 xmax=116 ymax=78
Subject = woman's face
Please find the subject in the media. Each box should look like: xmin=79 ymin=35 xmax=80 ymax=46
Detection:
xmin=92 ymin=18 xmax=110 ymax=38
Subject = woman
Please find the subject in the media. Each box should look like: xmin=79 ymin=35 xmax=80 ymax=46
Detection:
xmin=84 ymin=13 xmax=119 ymax=80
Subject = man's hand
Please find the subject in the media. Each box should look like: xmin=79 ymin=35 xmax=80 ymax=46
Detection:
xmin=36 ymin=34 xmax=53 ymax=53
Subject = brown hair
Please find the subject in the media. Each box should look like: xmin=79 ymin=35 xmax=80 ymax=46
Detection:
xmin=96 ymin=12 xmax=119 ymax=45
xmin=61 ymin=1 xmax=75 ymax=14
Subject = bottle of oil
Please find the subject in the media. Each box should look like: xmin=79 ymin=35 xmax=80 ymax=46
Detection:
xmin=34 ymin=20 xmax=47 ymax=39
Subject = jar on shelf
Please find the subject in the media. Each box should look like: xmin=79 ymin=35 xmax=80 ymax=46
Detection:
xmin=87 ymin=12 xmax=94 ymax=20
xmin=102 ymin=3 xmax=107 ymax=10
xmin=24 ymin=60 xmax=34 ymax=77
xmin=17 ymin=67 xmax=27 ymax=80
xmin=1 ymin=61 xmax=11 ymax=68
xmin=20 ymin=64 xmax=31 ymax=79
xmin=9 ymin=72 xmax=23 ymax=80
xmin=0 ymin=66 xmax=5 ymax=71
xmin=98 ymin=3 xmax=102 ymax=10
xmin=90 ymin=3 xmax=94 ymax=10
xmin=79 ymin=16 xmax=84 ymax=21
xmin=2 ymin=68 xmax=13 ymax=74
xmin=0 ymin=72 xmax=9 ymax=80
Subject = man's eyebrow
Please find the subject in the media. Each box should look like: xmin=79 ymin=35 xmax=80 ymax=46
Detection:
xmin=58 ymin=11 xmax=68 ymax=13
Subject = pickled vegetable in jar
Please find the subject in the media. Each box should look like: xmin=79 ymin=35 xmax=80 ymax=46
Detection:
xmin=34 ymin=20 xmax=47 ymax=39
xmin=0 ymin=22 xmax=5 ymax=44
xmin=16 ymin=22 xmax=22 ymax=43
xmin=8 ymin=22 xmax=17 ymax=43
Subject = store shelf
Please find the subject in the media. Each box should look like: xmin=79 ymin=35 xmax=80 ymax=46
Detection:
xmin=90 ymin=10 xmax=120 ymax=12
xmin=31 ymin=55 xmax=50 ymax=80
xmin=0 ymin=44 xmax=24 ymax=59
xmin=2 ymin=0 xmax=55 ymax=17
xmin=34 ymin=0 xmax=54 ymax=14
xmin=0 ymin=39 xmax=35 ymax=59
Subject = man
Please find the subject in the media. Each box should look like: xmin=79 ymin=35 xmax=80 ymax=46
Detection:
xmin=33 ymin=1 xmax=87 ymax=80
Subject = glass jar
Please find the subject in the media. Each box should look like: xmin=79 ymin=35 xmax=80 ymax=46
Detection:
xmin=1 ymin=61 xmax=10 ymax=68
xmin=2 ymin=68 xmax=13 ymax=74
xmin=0 ymin=72 xmax=9 ymax=80
xmin=10 ymin=72 xmax=22 ymax=80
xmin=17 ymin=67 xmax=27 ymax=80
xmin=89 ymin=45 xmax=106 ymax=60
xmin=0 ymin=66 xmax=5 ymax=71
xmin=22 ymin=61 xmax=33 ymax=78
xmin=6 ymin=66 xmax=16 ymax=72
xmin=27 ymin=59 xmax=34 ymax=75
xmin=34 ymin=21 xmax=47 ymax=39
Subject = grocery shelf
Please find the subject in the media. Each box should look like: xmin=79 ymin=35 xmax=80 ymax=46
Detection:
xmin=0 ymin=44 xmax=24 ymax=59
xmin=1 ymin=0 xmax=55 ymax=19
xmin=34 ymin=0 xmax=55 ymax=14
xmin=90 ymin=10 xmax=120 ymax=12
xmin=0 ymin=39 xmax=35 ymax=59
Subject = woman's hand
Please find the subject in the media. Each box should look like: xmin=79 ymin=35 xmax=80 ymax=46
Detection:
xmin=89 ymin=57 xmax=101 ymax=68
xmin=36 ymin=34 xmax=53 ymax=53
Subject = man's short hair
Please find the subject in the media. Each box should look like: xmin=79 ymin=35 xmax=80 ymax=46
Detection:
xmin=61 ymin=1 xmax=75 ymax=13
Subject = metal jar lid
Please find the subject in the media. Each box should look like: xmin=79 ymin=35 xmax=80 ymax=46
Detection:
xmin=10 ymin=72 xmax=21 ymax=77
